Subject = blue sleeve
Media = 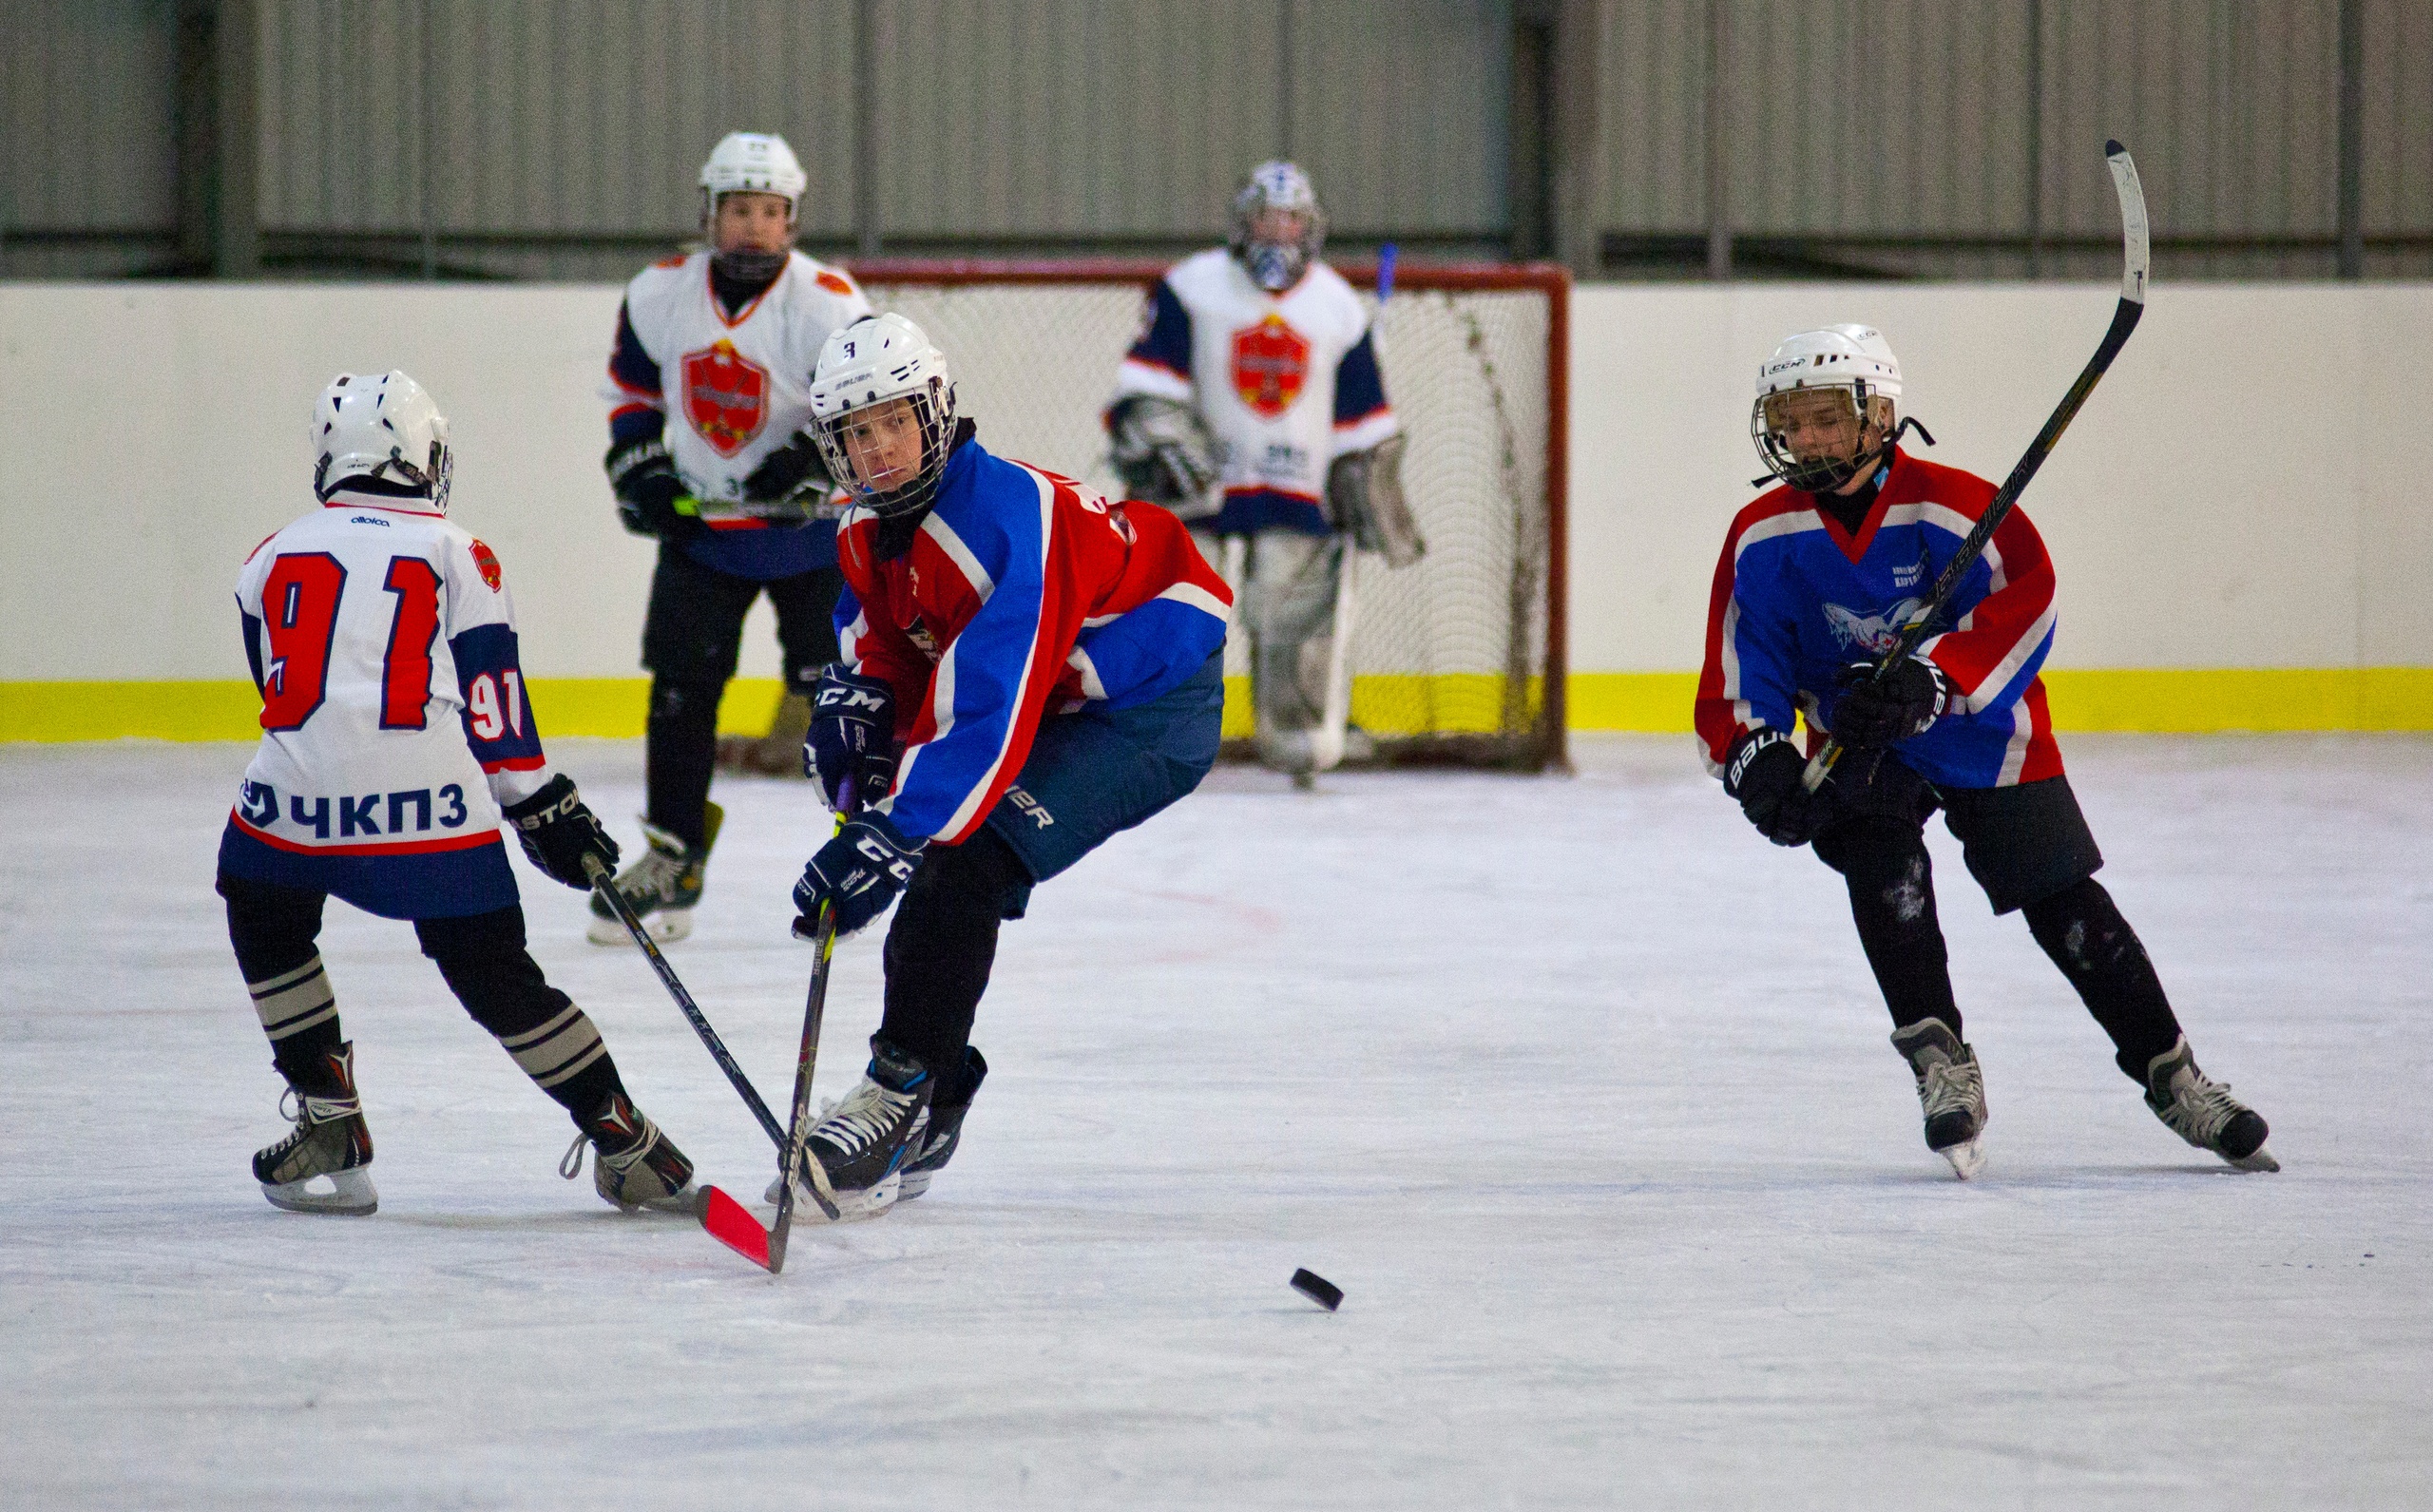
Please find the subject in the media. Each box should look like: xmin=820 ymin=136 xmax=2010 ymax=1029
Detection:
xmin=886 ymin=482 xmax=1052 ymax=842
xmin=239 ymin=603 xmax=266 ymax=695
xmin=450 ymin=622 xmax=546 ymax=771
xmin=1731 ymin=558 xmax=1806 ymax=735
xmin=608 ymin=300 xmax=666 ymax=447
xmin=1124 ymin=279 xmax=1194 ymax=380
xmin=1332 ymin=328 xmax=1389 ymax=425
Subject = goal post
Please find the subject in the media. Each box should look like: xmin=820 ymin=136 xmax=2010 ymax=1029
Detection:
xmin=848 ymin=258 xmax=1570 ymax=773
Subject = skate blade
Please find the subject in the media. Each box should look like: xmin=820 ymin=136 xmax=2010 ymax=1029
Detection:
xmin=896 ymin=1170 xmax=932 ymax=1201
xmin=585 ymin=908 xmax=695 ymax=947
xmin=1936 ymin=1138 xmax=1986 ymax=1180
xmin=2227 ymin=1144 xmax=2281 ymax=1174
xmin=611 ymin=1181 xmax=704 ymax=1215
xmin=261 ymin=1166 xmax=378 ymax=1215
xmin=762 ymin=1172 xmax=899 ymax=1222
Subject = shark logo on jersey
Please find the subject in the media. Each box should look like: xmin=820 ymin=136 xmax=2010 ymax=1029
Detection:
xmin=1231 ymin=315 xmax=1310 ymax=418
xmin=1822 ymin=598 xmax=1927 ymax=657
xmin=682 ymin=339 xmax=770 ymax=457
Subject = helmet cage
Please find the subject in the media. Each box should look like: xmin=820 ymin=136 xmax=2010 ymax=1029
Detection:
xmin=813 ymin=377 xmax=958 ymax=520
xmin=1229 ymin=163 xmax=1326 ymax=294
xmin=1751 ymin=382 xmax=1894 ymax=494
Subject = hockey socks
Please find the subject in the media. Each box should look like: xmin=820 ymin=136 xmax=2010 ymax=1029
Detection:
xmin=416 ymin=907 xmax=626 ymax=1121
xmin=2021 ymin=878 xmax=2184 ymax=1082
xmin=878 ymin=830 xmax=1029 ymax=1076
xmin=1823 ymin=818 xmax=1966 ymax=1040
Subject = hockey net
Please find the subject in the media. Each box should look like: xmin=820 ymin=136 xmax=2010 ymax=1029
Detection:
xmin=851 ymin=259 xmax=1570 ymax=771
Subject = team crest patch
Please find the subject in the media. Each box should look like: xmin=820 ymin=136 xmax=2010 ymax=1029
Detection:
xmin=1232 ymin=315 xmax=1311 ymax=418
xmin=469 ymin=538 xmax=504 ymax=592
xmin=683 ymin=339 xmax=771 ymax=456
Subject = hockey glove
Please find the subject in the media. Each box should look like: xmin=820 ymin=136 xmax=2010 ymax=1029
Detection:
xmin=1724 ymin=729 xmax=1833 ymax=848
xmin=804 ymin=664 xmax=900 ymax=812
xmin=793 ymin=811 xmax=927 ymax=940
xmin=604 ymin=437 xmax=704 ymax=541
xmin=1831 ymin=657 xmax=1950 ymax=750
xmin=739 ymin=428 xmax=833 ymax=517
xmin=500 ymin=775 xmax=622 ymax=889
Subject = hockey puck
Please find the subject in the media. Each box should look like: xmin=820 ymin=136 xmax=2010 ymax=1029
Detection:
xmin=1290 ymin=1268 xmax=1343 ymax=1311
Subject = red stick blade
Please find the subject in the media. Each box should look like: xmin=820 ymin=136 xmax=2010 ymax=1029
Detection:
xmin=699 ymin=1185 xmax=776 ymax=1272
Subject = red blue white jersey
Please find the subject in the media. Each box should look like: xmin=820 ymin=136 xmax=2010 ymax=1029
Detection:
xmin=1696 ymin=450 xmax=2063 ymax=790
xmin=1109 ymin=247 xmax=1395 ymax=537
xmin=606 ymin=249 xmax=872 ymax=579
xmin=222 ymin=494 xmax=554 ymax=911
xmin=833 ymin=435 xmax=1233 ymax=846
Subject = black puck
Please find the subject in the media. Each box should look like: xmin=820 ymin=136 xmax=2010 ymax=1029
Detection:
xmin=1290 ymin=1268 xmax=1342 ymax=1311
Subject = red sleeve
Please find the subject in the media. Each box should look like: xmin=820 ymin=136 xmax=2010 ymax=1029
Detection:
xmin=1923 ymin=504 xmax=2058 ymax=712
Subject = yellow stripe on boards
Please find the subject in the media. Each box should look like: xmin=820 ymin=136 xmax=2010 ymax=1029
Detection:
xmin=9 ymin=668 xmax=2433 ymax=742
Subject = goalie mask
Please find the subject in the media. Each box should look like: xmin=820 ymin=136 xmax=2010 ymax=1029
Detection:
xmin=1751 ymin=325 xmax=1907 ymax=494
xmin=809 ymin=314 xmax=958 ymax=519
xmin=1230 ymin=161 xmax=1326 ymax=294
xmin=699 ymin=131 xmax=807 ymax=282
xmin=313 ymin=371 xmax=451 ymax=512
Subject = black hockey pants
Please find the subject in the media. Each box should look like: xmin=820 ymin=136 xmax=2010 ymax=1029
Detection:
xmin=218 ymin=872 xmax=624 ymax=1123
xmin=641 ymin=543 xmax=843 ymax=849
xmin=1809 ymin=760 xmax=2184 ymax=1082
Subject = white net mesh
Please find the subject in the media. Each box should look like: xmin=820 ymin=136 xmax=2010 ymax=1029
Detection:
xmin=862 ymin=267 xmax=1561 ymax=769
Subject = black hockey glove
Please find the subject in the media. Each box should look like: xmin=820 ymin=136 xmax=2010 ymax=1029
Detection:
xmin=1724 ymin=729 xmax=1833 ymax=848
xmin=793 ymin=811 xmax=927 ymax=940
xmin=1831 ymin=657 xmax=1950 ymax=750
xmin=500 ymin=775 xmax=623 ymax=890
xmin=604 ymin=437 xmax=704 ymax=541
xmin=740 ymin=428 xmax=833 ymax=514
xmin=804 ymin=664 xmax=900 ymax=812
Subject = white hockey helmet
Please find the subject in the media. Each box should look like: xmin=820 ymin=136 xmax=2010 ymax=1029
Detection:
xmin=1751 ymin=325 xmax=1906 ymax=493
xmin=1230 ymin=160 xmax=1326 ymax=293
xmin=699 ymin=131 xmax=808 ymax=215
xmin=808 ymin=314 xmax=959 ymax=518
xmin=312 ymin=371 xmax=451 ymax=511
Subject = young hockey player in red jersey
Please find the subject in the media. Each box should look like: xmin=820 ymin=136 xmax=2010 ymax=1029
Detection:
xmin=218 ymin=371 xmax=695 ymax=1216
xmin=1696 ymin=325 xmax=2276 ymax=1179
xmin=779 ymin=315 xmax=1232 ymax=1218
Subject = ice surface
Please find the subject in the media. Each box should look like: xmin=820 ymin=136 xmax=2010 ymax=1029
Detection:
xmin=2 ymin=734 xmax=2427 ymax=1509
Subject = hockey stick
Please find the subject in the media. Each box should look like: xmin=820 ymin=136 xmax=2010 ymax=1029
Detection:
xmin=1311 ymin=243 xmax=1397 ymax=775
xmin=699 ymin=780 xmax=857 ymax=1271
xmin=1802 ymin=141 xmax=2148 ymax=794
xmin=583 ymin=853 xmax=788 ymax=1154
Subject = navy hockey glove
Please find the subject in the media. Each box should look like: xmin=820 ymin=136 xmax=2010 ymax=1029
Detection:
xmin=804 ymin=665 xmax=900 ymax=811
xmin=740 ymin=428 xmax=833 ymax=512
xmin=501 ymin=775 xmax=622 ymax=889
xmin=603 ymin=437 xmax=704 ymax=541
xmin=1831 ymin=657 xmax=1950 ymax=750
xmin=793 ymin=811 xmax=927 ymax=940
xmin=1724 ymin=729 xmax=1833 ymax=848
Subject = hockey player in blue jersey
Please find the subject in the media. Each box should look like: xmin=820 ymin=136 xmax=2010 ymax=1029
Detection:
xmin=220 ymin=372 xmax=695 ymax=1216
xmin=1696 ymin=325 xmax=2275 ymax=1179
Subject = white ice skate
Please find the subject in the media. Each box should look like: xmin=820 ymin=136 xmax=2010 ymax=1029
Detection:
xmin=586 ymin=804 xmax=720 ymax=946
xmin=1892 ymin=1019 xmax=1988 ymax=1180
xmin=254 ymin=1043 xmax=378 ymax=1215
xmin=2144 ymin=1037 xmax=2279 ymax=1173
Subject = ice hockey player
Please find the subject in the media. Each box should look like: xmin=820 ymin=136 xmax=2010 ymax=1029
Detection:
xmin=780 ymin=314 xmax=1231 ymax=1217
xmin=1695 ymin=325 xmax=2277 ymax=1179
xmin=219 ymin=372 xmax=696 ymax=1216
xmin=594 ymin=130 xmax=874 ymax=944
xmin=1105 ymin=160 xmax=1421 ymax=775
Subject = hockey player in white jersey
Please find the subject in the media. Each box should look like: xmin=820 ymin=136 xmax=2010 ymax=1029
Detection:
xmin=594 ymin=131 xmax=874 ymax=944
xmin=1106 ymin=161 xmax=1423 ymax=775
xmin=218 ymin=372 xmax=696 ymax=1216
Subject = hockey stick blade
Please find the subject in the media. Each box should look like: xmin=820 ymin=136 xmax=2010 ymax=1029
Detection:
xmin=699 ymin=1184 xmax=776 ymax=1271
xmin=1802 ymin=140 xmax=2149 ymax=794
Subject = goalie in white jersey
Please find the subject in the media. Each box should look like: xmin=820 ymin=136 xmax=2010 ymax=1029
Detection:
xmin=1106 ymin=161 xmax=1424 ymax=774
xmin=216 ymin=372 xmax=697 ymax=1217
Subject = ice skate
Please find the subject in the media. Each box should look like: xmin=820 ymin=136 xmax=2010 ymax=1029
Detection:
xmin=764 ymin=1039 xmax=932 ymax=1221
xmin=586 ymin=802 xmax=721 ymax=945
xmin=1892 ymin=1019 xmax=1987 ymax=1179
xmin=564 ymin=1091 xmax=698 ymax=1212
xmin=899 ymin=1047 xmax=986 ymax=1201
xmin=2143 ymin=1037 xmax=2278 ymax=1172
xmin=255 ymin=1043 xmax=377 ymax=1215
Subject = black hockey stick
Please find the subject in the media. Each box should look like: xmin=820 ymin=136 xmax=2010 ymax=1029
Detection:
xmin=583 ymin=853 xmax=789 ymax=1154
xmin=1802 ymin=140 xmax=2149 ymax=794
xmin=700 ymin=779 xmax=858 ymax=1271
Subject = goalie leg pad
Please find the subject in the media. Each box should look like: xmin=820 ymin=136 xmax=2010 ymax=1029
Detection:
xmin=1242 ymin=529 xmax=1340 ymax=736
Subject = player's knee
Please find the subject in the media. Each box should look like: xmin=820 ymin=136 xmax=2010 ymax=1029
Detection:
xmin=2022 ymin=877 xmax=2145 ymax=976
xmin=902 ymin=830 xmax=1031 ymax=922
xmin=648 ymin=677 xmax=725 ymax=726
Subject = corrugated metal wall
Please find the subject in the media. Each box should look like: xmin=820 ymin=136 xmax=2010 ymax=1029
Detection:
xmin=5 ymin=0 xmax=2426 ymax=281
